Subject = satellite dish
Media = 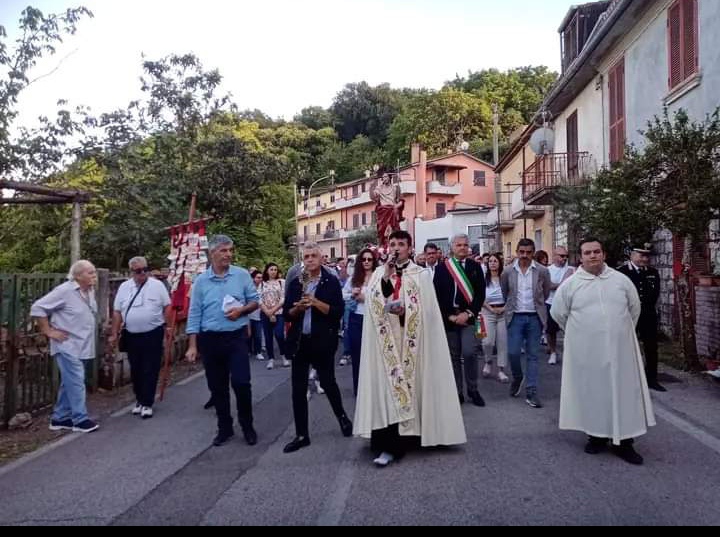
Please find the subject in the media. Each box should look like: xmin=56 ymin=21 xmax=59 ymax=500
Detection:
xmin=529 ymin=127 xmax=555 ymax=155
xmin=459 ymin=141 xmax=470 ymax=151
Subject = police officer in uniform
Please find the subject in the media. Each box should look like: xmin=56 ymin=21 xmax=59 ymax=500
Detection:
xmin=618 ymin=245 xmax=666 ymax=392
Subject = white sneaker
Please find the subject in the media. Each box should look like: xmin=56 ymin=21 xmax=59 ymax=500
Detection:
xmin=256 ymin=354 xmax=265 ymax=361
xmin=141 ymin=406 xmax=153 ymax=419
xmin=316 ymin=380 xmax=325 ymax=395
xmin=266 ymin=360 xmax=274 ymax=370
xmin=281 ymin=357 xmax=291 ymax=368
xmin=548 ymin=353 xmax=558 ymax=365
xmin=498 ymin=371 xmax=510 ymax=383
xmin=132 ymin=403 xmax=142 ymax=416
xmin=339 ymin=357 xmax=349 ymax=366
xmin=482 ymin=363 xmax=493 ymax=378
xmin=373 ymin=452 xmax=395 ymax=467
xmin=308 ymin=368 xmax=317 ymax=381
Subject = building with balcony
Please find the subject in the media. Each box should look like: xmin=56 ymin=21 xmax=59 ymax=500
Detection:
xmin=295 ymin=144 xmax=496 ymax=259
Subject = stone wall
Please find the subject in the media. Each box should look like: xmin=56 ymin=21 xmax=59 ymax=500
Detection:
xmin=695 ymin=284 xmax=720 ymax=359
xmin=652 ymin=229 xmax=676 ymax=338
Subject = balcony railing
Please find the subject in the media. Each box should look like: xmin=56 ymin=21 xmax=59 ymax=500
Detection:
xmin=522 ymin=152 xmax=595 ymax=205
xmin=488 ymin=205 xmax=515 ymax=232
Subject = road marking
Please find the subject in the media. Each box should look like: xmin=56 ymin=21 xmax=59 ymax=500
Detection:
xmin=315 ymin=460 xmax=356 ymax=526
xmin=656 ymin=406 xmax=720 ymax=455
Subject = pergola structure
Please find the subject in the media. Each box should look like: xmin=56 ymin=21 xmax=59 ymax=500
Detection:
xmin=0 ymin=180 xmax=91 ymax=263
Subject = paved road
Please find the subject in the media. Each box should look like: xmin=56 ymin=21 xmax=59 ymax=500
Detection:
xmin=1 ymin=352 xmax=719 ymax=526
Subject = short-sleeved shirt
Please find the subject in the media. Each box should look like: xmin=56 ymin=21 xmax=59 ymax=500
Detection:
xmin=114 ymin=277 xmax=171 ymax=334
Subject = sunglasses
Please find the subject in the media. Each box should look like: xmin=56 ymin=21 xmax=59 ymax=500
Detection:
xmin=559 ymin=255 xmax=569 ymax=258
xmin=361 ymin=257 xmax=374 ymax=262
xmin=132 ymin=267 xmax=150 ymax=275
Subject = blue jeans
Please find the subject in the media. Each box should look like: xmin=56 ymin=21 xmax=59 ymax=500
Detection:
xmin=507 ymin=313 xmax=543 ymax=396
xmin=342 ymin=301 xmax=354 ymax=356
xmin=261 ymin=313 xmax=286 ymax=360
xmin=348 ymin=313 xmax=364 ymax=396
xmin=52 ymin=352 xmax=89 ymax=424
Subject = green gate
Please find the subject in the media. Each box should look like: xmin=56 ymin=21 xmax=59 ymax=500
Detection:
xmin=0 ymin=274 xmax=73 ymax=426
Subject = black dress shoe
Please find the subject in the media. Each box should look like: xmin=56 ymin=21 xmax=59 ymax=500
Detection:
xmin=611 ymin=444 xmax=644 ymax=465
xmin=468 ymin=391 xmax=486 ymax=407
xmin=212 ymin=431 xmax=234 ymax=447
xmin=648 ymin=382 xmax=667 ymax=392
xmin=584 ymin=436 xmax=609 ymax=455
xmin=242 ymin=425 xmax=258 ymax=446
xmin=283 ymin=436 xmax=311 ymax=453
xmin=204 ymin=398 xmax=215 ymax=410
xmin=339 ymin=415 xmax=353 ymax=437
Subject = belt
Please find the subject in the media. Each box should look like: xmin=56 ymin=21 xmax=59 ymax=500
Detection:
xmin=514 ymin=312 xmax=538 ymax=316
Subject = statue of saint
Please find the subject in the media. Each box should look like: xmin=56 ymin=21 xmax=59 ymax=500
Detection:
xmin=371 ymin=172 xmax=405 ymax=249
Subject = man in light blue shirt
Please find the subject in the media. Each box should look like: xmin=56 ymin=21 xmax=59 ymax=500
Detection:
xmin=186 ymin=235 xmax=260 ymax=447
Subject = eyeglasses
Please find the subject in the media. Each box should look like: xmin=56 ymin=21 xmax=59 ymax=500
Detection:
xmin=132 ymin=268 xmax=150 ymax=275
xmin=361 ymin=257 xmax=374 ymax=262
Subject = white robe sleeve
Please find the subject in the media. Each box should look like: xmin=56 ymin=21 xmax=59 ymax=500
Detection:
xmin=550 ymin=279 xmax=571 ymax=330
xmin=625 ymin=277 xmax=642 ymax=325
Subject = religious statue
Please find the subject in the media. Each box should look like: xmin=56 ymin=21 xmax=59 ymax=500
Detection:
xmin=370 ymin=172 xmax=405 ymax=249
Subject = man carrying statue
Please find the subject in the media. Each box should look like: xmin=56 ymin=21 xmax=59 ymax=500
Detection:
xmin=371 ymin=170 xmax=404 ymax=250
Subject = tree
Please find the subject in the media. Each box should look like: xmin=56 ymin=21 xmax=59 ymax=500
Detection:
xmin=294 ymin=106 xmax=334 ymax=131
xmin=347 ymin=227 xmax=378 ymax=255
xmin=554 ymin=148 xmax=658 ymax=266
xmin=330 ymin=82 xmax=402 ymax=146
xmin=642 ymin=108 xmax=720 ymax=371
xmin=386 ymin=88 xmax=492 ymax=165
xmin=0 ymin=6 xmax=93 ymax=177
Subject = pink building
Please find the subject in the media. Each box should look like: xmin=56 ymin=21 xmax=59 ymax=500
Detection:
xmin=336 ymin=145 xmax=496 ymax=244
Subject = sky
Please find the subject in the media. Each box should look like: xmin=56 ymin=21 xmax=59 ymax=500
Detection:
xmin=1 ymin=0 xmax=575 ymax=129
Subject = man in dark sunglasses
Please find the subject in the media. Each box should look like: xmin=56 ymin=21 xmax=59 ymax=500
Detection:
xmin=546 ymin=247 xmax=575 ymax=366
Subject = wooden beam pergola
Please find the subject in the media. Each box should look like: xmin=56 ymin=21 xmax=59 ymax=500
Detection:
xmin=0 ymin=179 xmax=91 ymax=263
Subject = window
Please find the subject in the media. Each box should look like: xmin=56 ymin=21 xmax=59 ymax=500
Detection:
xmin=316 ymin=197 xmax=321 ymax=208
xmin=534 ymin=230 xmax=543 ymax=252
xmin=668 ymin=0 xmax=699 ymax=90
xmin=352 ymin=185 xmax=359 ymax=197
xmin=316 ymin=223 xmax=321 ymax=235
xmin=506 ymin=242 xmax=512 ymax=259
xmin=303 ymin=225 xmax=308 ymax=240
xmin=303 ymin=201 xmax=308 ymax=211
xmin=567 ymin=111 xmax=579 ymax=178
xmin=330 ymin=194 xmax=335 ymax=203
xmin=362 ymin=183 xmax=367 ymax=193
xmin=353 ymin=214 xmax=360 ymax=229
xmin=436 ymin=169 xmax=446 ymax=185
xmin=473 ymin=170 xmax=486 ymax=187
xmin=673 ymin=233 xmax=710 ymax=275
xmin=436 ymin=203 xmax=446 ymax=218
xmin=330 ymin=247 xmax=336 ymax=259
xmin=608 ymin=58 xmax=626 ymax=163
xmin=362 ymin=213 xmax=367 ymax=226
xmin=327 ymin=221 xmax=335 ymax=230
xmin=371 ymin=212 xmax=377 ymax=224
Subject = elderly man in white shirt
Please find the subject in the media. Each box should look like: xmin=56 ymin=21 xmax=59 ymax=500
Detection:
xmin=109 ymin=257 xmax=172 ymax=419
xmin=31 ymin=260 xmax=100 ymax=433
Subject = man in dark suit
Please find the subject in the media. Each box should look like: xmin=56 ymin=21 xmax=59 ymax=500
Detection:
xmin=282 ymin=242 xmax=354 ymax=453
xmin=617 ymin=245 xmax=666 ymax=392
xmin=434 ymin=233 xmax=487 ymax=406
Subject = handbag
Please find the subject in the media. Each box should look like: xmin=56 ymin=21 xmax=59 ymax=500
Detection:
xmin=118 ymin=281 xmax=147 ymax=352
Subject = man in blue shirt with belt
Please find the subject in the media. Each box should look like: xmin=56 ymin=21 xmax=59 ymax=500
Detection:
xmin=186 ymin=235 xmax=260 ymax=447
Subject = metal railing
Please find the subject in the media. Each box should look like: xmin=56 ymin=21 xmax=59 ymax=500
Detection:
xmin=522 ymin=152 xmax=594 ymax=203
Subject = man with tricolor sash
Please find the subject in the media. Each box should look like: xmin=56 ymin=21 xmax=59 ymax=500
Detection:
xmin=434 ymin=233 xmax=487 ymax=407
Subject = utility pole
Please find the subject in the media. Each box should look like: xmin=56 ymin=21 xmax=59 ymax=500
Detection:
xmin=492 ymin=103 xmax=500 ymax=167
xmin=70 ymin=200 xmax=82 ymax=263
xmin=492 ymin=104 xmax=502 ymax=252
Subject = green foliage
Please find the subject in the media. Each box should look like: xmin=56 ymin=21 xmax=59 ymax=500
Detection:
xmin=347 ymin=227 xmax=378 ymax=255
xmin=330 ymin=82 xmax=404 ymax=146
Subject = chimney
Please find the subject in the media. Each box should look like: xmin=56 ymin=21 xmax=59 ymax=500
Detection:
xmin=411 ymin=143 xmax=421 ymax=164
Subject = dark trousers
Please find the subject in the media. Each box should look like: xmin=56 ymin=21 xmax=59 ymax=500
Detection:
xmin=446 ymin=324 xmax=481 ymax=396
xmin=198 ymin=330 xmax=253 ymax=435
xmin=261 ymin=313 xmax=286 ymax=360
xmin=370 ymin=424 xmax=419 ymax=458
xmin=638 ymin=314 xmax=659 ymax=383
xmin=291 ymin=335 xmax=346 ymax=438
xmin=348 ymin=313 xmax=364 ymax=396
xmin=125 ymin=326 xmax=164 ymax=407
xmin=250 ymin=320 xmax=263 ymax=355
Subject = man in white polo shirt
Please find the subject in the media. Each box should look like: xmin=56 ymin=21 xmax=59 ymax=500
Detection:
xmin=110 ymin=256 xmax=172 ymax=419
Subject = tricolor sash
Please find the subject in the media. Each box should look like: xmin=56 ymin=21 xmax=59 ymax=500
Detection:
xmin=445 ymin=258 xmax=474 ymax=304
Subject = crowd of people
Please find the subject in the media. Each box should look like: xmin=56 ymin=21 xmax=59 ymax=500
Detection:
xmin=31 ymin=232 xmax=663 ymax=467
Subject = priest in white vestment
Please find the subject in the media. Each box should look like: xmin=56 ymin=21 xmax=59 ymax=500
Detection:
xmin=353 ymin=230 xmax=466 ymax=467
xmin=551 ymin=238 xmax=655 ymax=465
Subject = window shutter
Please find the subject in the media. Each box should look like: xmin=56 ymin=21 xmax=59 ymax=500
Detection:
xmin=668 ymin=3 xmax=683 ymax=88
xmin=608 ymin=59 xmax=625 ymax=163
xmin=682 ymin=0 xmax=698 ymax=79
xmin=673 ymin=233 xmax=711 ymax=275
